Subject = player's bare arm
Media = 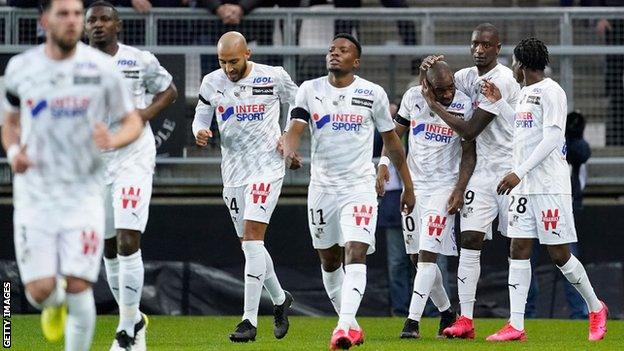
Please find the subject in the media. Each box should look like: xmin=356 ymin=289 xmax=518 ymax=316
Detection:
xmin=376 ymin=121 xmax=408 ymax=197
xmin=481 ymin=79 xmax=516 ymax=124
xmin=448 ymin=140 xmax=476 ymax=214
xmin=1 ymin=111 xmax=32 ymax=173
xmin=422 ymin=79 xmax=495 ymax=141
xmin=138 ymin=82 xmax=178 ymax=122
xmin=380 ymin=130 xmax=415 ymax=214
xmin=282 ymin=119 xmax=306 ymax=170
xmin=94 ymin=110 xmax=143 ymax=150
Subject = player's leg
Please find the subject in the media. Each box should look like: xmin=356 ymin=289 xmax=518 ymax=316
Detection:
xmin=445 ymin=188 xmax=499 ymax=339
xmin=330 ymin=192 xmax=377 ymax=349
xmin=540 ymin=194 xmax=607 ymax=341
xmin=487 ymin=194 xmax=534 ymax=342
xmin=103 ymin=184 xmax=121 ymax=306
xmin=59 ymin=200 xmax=104 ymax=351
xmin=14 ymin=214 xmax=66 ymax=342
xmin=308 ymin=188 xmax=343 ymax=314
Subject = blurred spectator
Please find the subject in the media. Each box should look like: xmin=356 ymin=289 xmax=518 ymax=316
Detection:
xmin=526 ymin=111 xmax=590 ymax=319
xmin=333 ymin=0 xmax=416 ymax=46
xmin=374 ymin=101 xmax=412 ymax=317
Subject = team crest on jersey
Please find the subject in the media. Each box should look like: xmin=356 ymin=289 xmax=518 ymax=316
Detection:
xmin=351 ymin=97 xmax=373 ymax=108
xmin=541 ymin=209 xmax=560 ymax=231
xmin=411 ymin=120 xmax=454 ymax=143
xmin=353 ymin=205 xmax=374 ymax=226
xmin=218 ymin=104 xmax=266 ymax=122
xmin=427 ymin=215 xmax=447 ymax=236
xmin=515 ymin=111 xmax=534 ymax=128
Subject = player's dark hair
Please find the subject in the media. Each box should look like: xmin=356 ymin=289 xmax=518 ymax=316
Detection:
xmin=473 ymin=23 xmax=499 ymax=42
xmin=514 ymin=37 xmax=549 ymax=71
xmin=333 ymin=33 xmax=362 ymax=58
xmin=87 ymin=0 xmax=119 ymax=19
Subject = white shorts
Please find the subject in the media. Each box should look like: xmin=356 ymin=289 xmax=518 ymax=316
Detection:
xmin=222 ymin=178 xmax=283 ymax=238
xmin=14 ymin=198 xmax=105 ymax=284
xmin=507 ymin=194 xmax=578 ymax=245
xmin=403 ymin=192 xmax=458 ymax=256
xmin=308 ymin=186 xmax=378 ymax=255
xmin=460 ymin=184 xmax=510 ymax=239
xmin=104 ymin=169 xmax=153 ymax=239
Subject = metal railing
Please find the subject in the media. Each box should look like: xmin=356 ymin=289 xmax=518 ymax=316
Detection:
xmin=1 ymin=7 xmax=624 ymax=190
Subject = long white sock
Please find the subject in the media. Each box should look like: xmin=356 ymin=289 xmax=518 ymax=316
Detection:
xmin=262 ymin=246 xmax=286 ymax=305
xmin=242 ymin=241 xmax=266 ymax=327
xmin=557 ymin=254 xmax=602 ymax=312
xmin=429 ymin=263 xmax=451 ymax=312
xmin=408 ymin=262 xmax=437 ymax=322
xmin=118 ymin=250 xmax=144 ymax=337
xmin=322 ymin=265 xmax=344 ymax=315
xmin=65 ymin=288 xmax=96 ymax=351
xmin=508 ymin=259 xmax=531 ymax=331
xmin=337 ymin=264 xmax=366 ymax=331
xmin=26 ymin=278 xmax=65 ymax=310
xmin=457 ymin=248 xmax=481 ymax=319
xmin=104 ymin=256 xmax=120 ymax=304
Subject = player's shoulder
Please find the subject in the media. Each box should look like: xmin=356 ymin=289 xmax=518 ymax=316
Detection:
xmin=490 ymin=63 xmax=517 ymax=83
xmin=201 ymin=68 xmax=227 ymax=88
xmin=116 ymin=43 xmax=154 ymax=61
xmin=454 ymin=66 xmax=477 ymax=81
xmin=7 ymin=45 xmax=42 ymax=68
xmin=353 ymin=75 xmax=386 ymax=95
xmin=402 ymin=85 xmax=423 ymax=103
xmin=251 ymin=62 xmax=284 ymax=76
xmin=540 ymin=78 xmax=566 ymax=98
xmin=300 ymin=76 xmax=325 ymax=93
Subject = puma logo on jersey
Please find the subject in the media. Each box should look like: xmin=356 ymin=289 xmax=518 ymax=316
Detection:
xmin=413 ymin=291 xmax=425 ymax=298
xmin=246 ymin=273 xmax=263 ymax=281
xmin=352 ymin=288 xmax=364 ymax=298
xmin=458 ymin=276 xmax=467 ymax=284
xmin=508 ymin=283 xmax=519 ymax=290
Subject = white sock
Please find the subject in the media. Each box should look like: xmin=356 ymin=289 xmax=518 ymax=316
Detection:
xmin=322 ymin=265 xmax=344 ymax=315
xmin=26 ymin=278 xmax=65 ymax=310
xmin=117 ymin=250 xmax=144 ymax=337
xmin=408 ymin=262 xmax=437 ymax=322
xmin=457 ymin=248 xmax=481 ymax=319
xmin=337 ymin=264 xmax=366 ymax=331
xmin=65 ymin=288 xmax=96 ymax=351
xmin=508 ymin=259 xmax=531 ymax=331
xmin=558 ymin=254 xmax=602 ymax=313
xmin=104 ymin=256 xmax=120 ymax=304
xmin=242 ymin=241 xmax=266 ymax=327
xmin=262 ymin=246 xmax=286 ymax=305
xmin=429 ymin=263 xmax=451 ymax=312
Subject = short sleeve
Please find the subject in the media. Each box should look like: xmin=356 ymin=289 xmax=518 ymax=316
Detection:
xmin=372 ymin=87 xmax=395 ymax=133
xmin=3 ymin=57 xmax=20 ymax=113
xmin=542 ymin=86 xmax=567 ymax=129
xmin=294 ymin=81 xmax=310 ymax=113
xmin=275 ymin=66 xmax=298 ymax=106
xmin=104 ymin=63 xmax=135 ymax=123
xmin=397 ymin=87 xmax=417 ymax=121
xmin=141 ymin=51 xmax=173 ymax=95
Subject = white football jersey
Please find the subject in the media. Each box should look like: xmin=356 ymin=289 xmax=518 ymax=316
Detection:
xmin=513 ymin=78 xmax=571 ymax=195
xmin=3 ymin=43 xmax=134 ymax=210
xmin=398 ymin=86 xmax=472 ymax=194
xmin=102 ymin=43 xmax=172 ymax=184
xmin=294 ymin=76 xmax=395 ymax=193
xmin=454 ymin=63 xmax=521 ymax=187
xmin=193 ymin=62 xmax=298 ymax=187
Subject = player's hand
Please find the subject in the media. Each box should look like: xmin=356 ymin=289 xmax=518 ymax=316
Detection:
xmin=400 ymin=187 xmax=415 ymax=215
xmin=497 ymin=172 xmax=521 ymax=195
xmin=375 ymin=164 xmax=389 ymax=197
xmin=93 ymin=122 xmax=114 ymax=150
xmin=277 ymin=135 xmax=285 ymax=155
xmin=284 ymin=150 xmax=303 ymax=170
xmin=419 ymin=54 xmax=444 ymax=83
xmin=481 ymin=79 xmax=502 ymax=103
xmin=131 ymin=0 xmax=152 ymax=13
xmin=195 ymin=128 xmax=213 ymax=147
xmin=596 ymin=19 xmax=612 ymax=36
xmin=421 ymin=79 xmax=444 ymax=113
xmin=9 ymin=146 xmax=32 ymax=174
xmin=447 ymin=187 xmax=464 ymax=214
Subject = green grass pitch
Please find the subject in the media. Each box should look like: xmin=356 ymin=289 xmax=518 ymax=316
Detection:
xmin=7 ymin=315 xmax=623 ymax=350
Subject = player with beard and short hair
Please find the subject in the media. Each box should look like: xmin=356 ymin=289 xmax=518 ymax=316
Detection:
xmin=282 ymin=33 xmax=415 ymax=350
xmin=377 ymin=61 xmax=476 ymax=340
xmin=480 ymin=37 xmax=608 ymax=342
xmin=419 ymin=23 xmax=522 ymax=339
xmin=84 ymin=1 xmax=178 ymax=349
xmin=192 ymin=31 xmax=300 ymax=343
xmin=1 ymin=0 xmax=143 ymax=349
